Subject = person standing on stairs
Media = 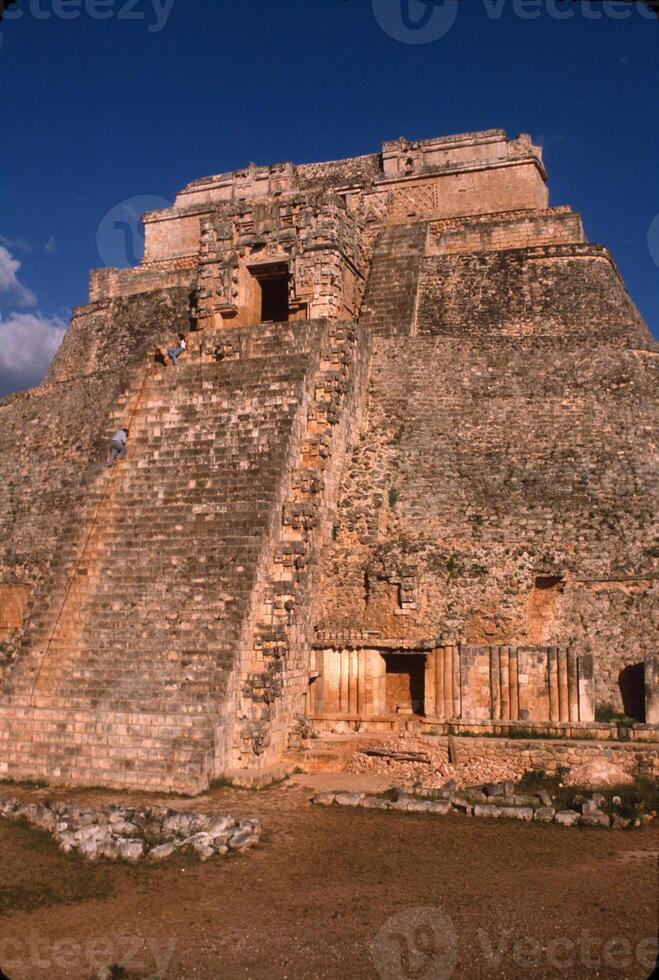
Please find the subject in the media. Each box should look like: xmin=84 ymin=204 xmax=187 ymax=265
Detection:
xmin=107 ymin=428 xmax=129 ymax=467
xmin=167 ymin=333 xmax=187 ymax=366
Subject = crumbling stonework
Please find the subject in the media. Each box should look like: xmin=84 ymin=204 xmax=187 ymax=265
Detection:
xmin=0 ymin=129 xmax=656 ymax=791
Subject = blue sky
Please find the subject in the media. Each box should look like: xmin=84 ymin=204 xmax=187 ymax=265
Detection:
xmin=0 ymin=0 xmax=657 ymax=395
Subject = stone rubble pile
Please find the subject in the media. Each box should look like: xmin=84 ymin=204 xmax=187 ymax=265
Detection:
xmin=346 ymin=743 xmax=519 ymax=790
xmin=0 ymin=799 xmax=261 ymax=862
xmin=312 ymin=780 xmax=641 ymax=829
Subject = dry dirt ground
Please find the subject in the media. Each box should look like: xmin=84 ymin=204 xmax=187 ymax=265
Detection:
xmin=0 ymin=775 xmax=657 ymax=980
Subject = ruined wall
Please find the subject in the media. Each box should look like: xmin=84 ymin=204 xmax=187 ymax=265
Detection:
xmin=416 ymin=245 xmax=649 ymax=343
xmin=316 ymin=252 xmax=658 ymax=712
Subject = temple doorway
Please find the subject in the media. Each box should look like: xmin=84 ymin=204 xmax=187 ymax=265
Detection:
xmin=383 ymin=653 xmax=425 ymax=715
xmin=251 ymin=263 xmax=290 ymax=323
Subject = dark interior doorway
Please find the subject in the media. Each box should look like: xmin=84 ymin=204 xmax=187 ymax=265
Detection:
xmin=618 ymin=662 xmax=645 ymax=722
xmin=384 ymin=653 xmax=425 ymax=715
xmin=253 ymin=264 xmax=289 ymax=323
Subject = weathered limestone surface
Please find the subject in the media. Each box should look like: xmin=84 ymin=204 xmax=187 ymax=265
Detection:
xmin=0 ymin=129 xmax=656 ymax=790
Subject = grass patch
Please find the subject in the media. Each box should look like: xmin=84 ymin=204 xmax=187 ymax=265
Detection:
xmin=388 ymin=488 xmax=399 ymax=509
xmin=517 ymin=771 xmax=658 ymax=822
xmin=208 ymin=776 xmax=237 ymax=790
xmin=595 ymin=703 xmax=635 ymax=727
xmin=0 ymin=821 xmax=114 ymax=916
xmin=0 ymin=777 xmax=48 ymax=789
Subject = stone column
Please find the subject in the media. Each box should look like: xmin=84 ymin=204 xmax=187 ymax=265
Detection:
xmin=322 ymin=649 xmax=340 ymax=714
xmin=339 ymin=649 xmax=350 ymax=714
xmin=509 ymin=647 xmax=519 ymax=721
xmin=578 ymin=654 xmax=595 ymax=723
xmin=452 ymin=645 xmax=461 ymax=720
xmin=366 ymin=650 xmax=386 ymax=716
xmin=645 ymin=655 xmax=659 ymax=724
xmin=567 ymin=648 xmax=579 ymax=722
xmin=499 ymin=647 xmax=510 ymax=720
xmin=490 ymin=646 xmax=501 ymax=719
xmin=348 ymin=649 xmax=359 ymax=714
xmin=357 ymin=651 xmax=367 ymax=716
xmin=558 ymin=647 xmax=569 ymax=722
xmin=443 ymin=645 xmax=454 ymax=720
xmin=434 ymin=647 xmax=445 ymax=720
xmin=424 ymin=652 xmax=436 ymax=718
xmin=548 ymin=647 xmax=559 ymax=722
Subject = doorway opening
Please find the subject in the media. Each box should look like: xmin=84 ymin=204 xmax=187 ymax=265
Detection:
xmin=383 ymin=653 xmax=425 ymax=715
xmin=251 ymin=263 xmax=290 ymax=323
xmin=618 ymin=662 xmax=645 ymax=722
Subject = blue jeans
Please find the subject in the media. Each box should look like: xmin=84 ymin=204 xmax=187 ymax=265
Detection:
xmin=107 ymin=440 xmax=126 ymax=467
xmin=167 ymin=345 xmax=185 ymax=366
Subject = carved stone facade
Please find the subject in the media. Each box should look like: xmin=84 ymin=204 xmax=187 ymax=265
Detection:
xmin=0 ymin=129 xmax=656 ymax=792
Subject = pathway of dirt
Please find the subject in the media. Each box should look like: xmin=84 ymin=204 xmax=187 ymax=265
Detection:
xmin=0 ymin=777 xmax=657 ymax=979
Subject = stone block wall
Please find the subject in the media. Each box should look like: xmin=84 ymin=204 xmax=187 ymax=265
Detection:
xmin=310 ymin=644 xmax=594 ymax=724
xmin=428 ymin=207 xmax=584 ymax=255
xmin=415 ymin=244 xmax=650 ymax=342
xmin=316 ymin=245 xmax=658 ymax=712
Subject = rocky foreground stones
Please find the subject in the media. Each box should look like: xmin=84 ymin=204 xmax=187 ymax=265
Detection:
xmin=0 ymin=799 xmax=260 ymax=862
xmin=312 ymin=780 xmax=645 ymax=829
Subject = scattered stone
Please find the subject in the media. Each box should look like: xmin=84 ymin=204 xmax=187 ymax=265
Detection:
xmin=498 ymin=806 xmax=534 ymax=822
xmin=579 ymin=812 xmax=610 ymax=828
xmin=611 ymin=814 xmax=631 ymax=830
xmin=538 ymin=789 xmax=553 ymax=807
xmin=483 ymin=783 xmax=505 ymax=797
xmin=428 ymin=801 xmax=451 ymax=816
xmin=228 ymin=829 xmax=259 ymax=852
xmin=533 ymin=806 xmax=556 ymax=823
xmin=473 ymin=804 xmax=503 ymax=819
xmin=360 ymin=797 xmax=391 ymax=810
xmin=311 ymin=793 xmax=336 ymax=806
xmin=332 ymin=721 xmax=351 ymax=735
xmin=334 ymin=792 xmax=364 ymax=807
xmin=118 ymin=838 xmax=145 ymax=864
xmin=554 ymin=809 xmax=580 ymax=827
xmin=462 ymin=788 xmax=488 ymax=805
xmin=0 ymin=798 xmax=260 ymax=863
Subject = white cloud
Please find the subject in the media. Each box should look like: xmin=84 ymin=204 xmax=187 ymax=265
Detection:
xmin=0 ymin=310 xmax=67 ymax=394
xmin=44 ymin=236 xmax=58 ymax=254
xmin=0 ymin=244 xmax=37 ymax=307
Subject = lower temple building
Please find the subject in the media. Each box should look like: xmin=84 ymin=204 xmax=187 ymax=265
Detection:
xmin=0 ymin=129 xmax=657 ymax=791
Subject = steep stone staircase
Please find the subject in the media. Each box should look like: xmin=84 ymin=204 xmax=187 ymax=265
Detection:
xmin=0 ymin=318 xmax=363 ymax=792
xmin=359 ymin=222 xmax=428 ymax=336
